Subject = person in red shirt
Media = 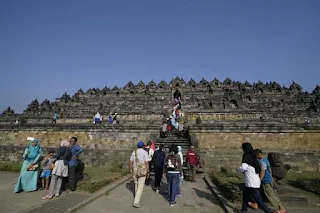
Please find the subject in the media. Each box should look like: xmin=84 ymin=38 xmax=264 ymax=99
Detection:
xmin=186 ymin=145 xmax=199 ymax=182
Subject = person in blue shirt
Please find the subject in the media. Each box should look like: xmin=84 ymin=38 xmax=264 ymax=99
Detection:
xmin=108 ymin=113 xmax=113 ymax=126
xmin=52 ymin=112 xmax=58 ymax=124
xmin=68 ymin=136 xmax=83 ymax=192
xmin=249 ymin=149 xmax=286 ymax=213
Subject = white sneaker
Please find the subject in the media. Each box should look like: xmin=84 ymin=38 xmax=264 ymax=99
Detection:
xmin=55 ymin=193 xmax=59 ymax=197
xmin=156 ymin=189 xmax=159 ymax=194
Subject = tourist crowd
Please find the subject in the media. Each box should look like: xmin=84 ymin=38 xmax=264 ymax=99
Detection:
xmin=94 ymin=112 xmax=120 ymax=125
xmin=13 ymin=90 xmax=286 ymax=213
xmin=129 ymin=140 xmax=200 ymax=208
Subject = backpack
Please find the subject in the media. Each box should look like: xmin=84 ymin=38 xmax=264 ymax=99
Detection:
xmin=166 ymin=153 xmax=178 ymax=171
xmin=187 ymin=150 xmax=199 ymax=166
xmin=134 ymin=150 xmax=147 ymax=177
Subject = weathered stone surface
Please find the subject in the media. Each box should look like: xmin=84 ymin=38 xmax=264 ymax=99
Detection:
xmin=0 ymin=126 xmax=158 ymax=149
xmin=0 ymin=125 xmax=319 ymax=171
xmin=191 ymin=130 xmax=320 ymax=150
xmin=1 ymin=78 xmax=319 ymax=125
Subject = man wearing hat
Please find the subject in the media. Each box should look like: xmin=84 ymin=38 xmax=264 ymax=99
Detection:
xmin=129 ymin=141 xmax=150 ymax=208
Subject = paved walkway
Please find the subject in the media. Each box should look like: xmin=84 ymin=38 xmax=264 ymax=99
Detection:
xmin=0 ymin=172 xmax=89 ymax=213
xmin=0 ymin=172 xmax=46 ymax=213
xmin=75 ymin=176 xmax=225 ymax=213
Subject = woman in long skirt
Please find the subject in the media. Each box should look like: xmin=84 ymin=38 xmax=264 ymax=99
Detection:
xmin=14 ymin=137 xmax=42 ymax=193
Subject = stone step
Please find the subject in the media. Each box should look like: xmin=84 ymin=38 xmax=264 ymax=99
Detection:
xmin=156 ymin=138 xmax=189 ymax=143
xmin=156 ymin=141 xmax=190 ymax=148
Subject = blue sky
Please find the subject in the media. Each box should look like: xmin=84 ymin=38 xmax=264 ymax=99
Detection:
xmin=1 ymin=0 xmax=319 ymax=113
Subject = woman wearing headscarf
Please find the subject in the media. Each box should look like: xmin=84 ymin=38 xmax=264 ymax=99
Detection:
xmin=14 ymin=137 xmax=42 ymax=193
xmin=236 ymin=142 xmax=276 ymax=213
xmin=42 ymin=139 xmax=72 ymax=199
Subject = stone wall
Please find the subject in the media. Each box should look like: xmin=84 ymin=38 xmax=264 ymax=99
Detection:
xmin=0 ymin=125 xmax=159 ymax=150
xmin=190 ymin=127 xmax=320 ymax=171
xmin=198 ymin=149 xmax=320 ymax=172
xmin=0 ymin=125 xmax=319 ymax=172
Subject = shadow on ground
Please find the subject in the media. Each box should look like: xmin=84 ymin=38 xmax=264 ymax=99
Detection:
xmin=193 ymin=187 xmax=222 ymax=206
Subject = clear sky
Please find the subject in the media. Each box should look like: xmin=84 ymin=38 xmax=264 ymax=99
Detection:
xmin=1 ymin=0 xmax=319 ymax=113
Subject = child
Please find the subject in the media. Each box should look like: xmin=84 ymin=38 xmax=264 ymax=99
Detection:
xmin=40 ymin=151 xmax=55 ymax=190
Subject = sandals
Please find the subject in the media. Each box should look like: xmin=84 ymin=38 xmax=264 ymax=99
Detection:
xmin=248 ymin=202 xmax=258 ymax=210
xmin=42 ymin=195 xmax=52 ymax=200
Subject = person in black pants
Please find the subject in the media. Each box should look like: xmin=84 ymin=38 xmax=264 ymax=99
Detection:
xmin=153 ymin=144 xmax=166 ymax=193
xmin=68 ymin=137 xmax=83 ymax=192
xmin=236 ymin=142 xmax=276 ymax=213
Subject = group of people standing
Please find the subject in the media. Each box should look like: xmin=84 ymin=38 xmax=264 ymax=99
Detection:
xmin=13 ymin=136 xmax=84 ymax=200
xmin=237 ymin=142 xmax=286 ymax=213
xmin=94 ymin=112 xmax=120 ymax=125
xmin=129 ymin=140 xmax=200 ymax=208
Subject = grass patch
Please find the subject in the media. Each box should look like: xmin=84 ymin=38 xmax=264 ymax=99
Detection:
xmin=211 ymin=167 xmax=243 ymax=202
xmin=77 ymin=164 xmax=128 ymax=193
xmin=0 ymin=162 xmax=21 ymax=172
xmin=284 ymin=171 xmax=320 ymax=196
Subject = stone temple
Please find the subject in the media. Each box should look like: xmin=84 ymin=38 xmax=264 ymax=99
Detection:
xmin=0 ymin=77 xmax=319 ymax=171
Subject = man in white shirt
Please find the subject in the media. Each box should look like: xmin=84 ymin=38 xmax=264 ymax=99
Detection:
xmin=129 ymin=141 xmax=149 ymax=208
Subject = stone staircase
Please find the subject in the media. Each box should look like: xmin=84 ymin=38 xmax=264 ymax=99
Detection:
xmin=156 ymin=128 xmax=191 ymax=151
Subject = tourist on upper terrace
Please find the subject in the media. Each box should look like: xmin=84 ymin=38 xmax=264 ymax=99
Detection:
xmin=163 ymin=144 xmax=182 ymax=207
xmin=129 ymin=141 xmax=150 ymax=208
xmin=153 ymin=144 xmax=166 ymax=193
xmin=305 ymin=118 xmax=310 ymax=126
xmin=42 ymin=139 xmax=72 ymax=200
xmin=67 ymin=137 xmax=83 ymax=192
xmin=167 ymin=118 xmax=172 ymax=132
xmin=116 ymin=113 xmax=120 ymax=124
xmin=180 ymin=121 xmax=189 ymax=137
xmin=176 ymin=146 xmax=184 ymax=198
xmin=94 ymin=112 xmax=102 ymax=124
xmin=186 ymin=145 xmax=199 ymax=182
xmin=52 ymin=112 xmax=58 ymax=124
xmin=14 ymin=137 xmax=42 ymax=193
xmin=247 ymin=149 xmax=287 ymax=213
xmin=40 ymin=151 xmax=55 ymax=190
xmin=236 ymin=143 xmax=275 ymax=213
xmin=162 ymin=113 xmax=167 ymax=124
xmin=160 ymin=122 xmax=167 ymax=138
xmin=113 ymin=113 xmax=118 ymax=125
xmin=108 ymin=113 xmax=113 ymax=126
xmin=173 ymin=90 xmax=181 ymax=101
xmin=170 ymin=115 xmax=179 ymax=129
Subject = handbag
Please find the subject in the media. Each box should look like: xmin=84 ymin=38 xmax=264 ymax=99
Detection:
xmin=27 ymin=164 xmax=38 ymax=171
xmin=135 ymin=150 xmax=147 ymax=178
